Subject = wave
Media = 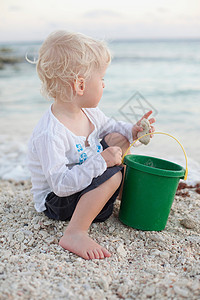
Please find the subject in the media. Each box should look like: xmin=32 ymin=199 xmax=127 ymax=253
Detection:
xmin=112 ymin=56 xmax=200 ymax=63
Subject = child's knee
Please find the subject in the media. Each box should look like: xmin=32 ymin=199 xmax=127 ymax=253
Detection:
xmin=104 ymin=132 xmax=130 ymax=153
xmin=109 ymin=171 xmax=122 ymax=190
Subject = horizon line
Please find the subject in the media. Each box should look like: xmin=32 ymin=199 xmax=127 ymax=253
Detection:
xmin=0 ymin=37 xmax=200 ymax=45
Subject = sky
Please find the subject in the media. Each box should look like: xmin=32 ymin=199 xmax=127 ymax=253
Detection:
xmin=0 ymin=0 xmax=200 ymax=42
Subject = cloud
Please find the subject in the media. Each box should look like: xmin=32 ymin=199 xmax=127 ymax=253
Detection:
xmin=83 ymin=9 xmax=122 ymax=19
xmin=157 ymin=7 xmax=170 ymax=14
xmin=9 ymin=5 xmax=22 ymax=11
xmin=177 ymin=13 xmax=200 ymax=23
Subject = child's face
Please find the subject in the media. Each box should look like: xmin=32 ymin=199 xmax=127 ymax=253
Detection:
xmin=80 ymin=66 xmax=107 ymax=108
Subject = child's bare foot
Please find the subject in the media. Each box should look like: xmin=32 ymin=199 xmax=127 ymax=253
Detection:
xmin=59 ymin=229 xmax=111 ymax=260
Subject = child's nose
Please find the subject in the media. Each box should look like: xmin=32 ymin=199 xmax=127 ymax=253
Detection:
xmin=102 ymin=81 xmax=105 ymax=88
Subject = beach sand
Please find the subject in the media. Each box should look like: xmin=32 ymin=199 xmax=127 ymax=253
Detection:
xmin=0 ymin=180 xmax=199 ymax=299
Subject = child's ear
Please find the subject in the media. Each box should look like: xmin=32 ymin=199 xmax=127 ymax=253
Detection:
xmin=74 ymin=77 xmax=85 ymax=96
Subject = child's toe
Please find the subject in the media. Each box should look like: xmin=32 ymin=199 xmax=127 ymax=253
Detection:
xmin=93 ymin=249 xmax=100 ymax=259
xmin=83 ymin=251 xmax=90 ymax=260
xmin=97 ymin=248 xmax=105 ymax=259
xmin=102 ymin=247 xmax=111 ymax=257
xmin=87 ymin=250 xmax=95 ymax=260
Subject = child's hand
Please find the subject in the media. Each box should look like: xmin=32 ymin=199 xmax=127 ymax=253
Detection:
xmin=101 ymin=146 xmax=122 ymax=167
xmin=132 ymin=110 xmax=156 ymax=141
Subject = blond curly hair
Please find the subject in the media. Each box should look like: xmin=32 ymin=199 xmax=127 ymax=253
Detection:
xmin=37 ymin=30 xmax=111 ymax=101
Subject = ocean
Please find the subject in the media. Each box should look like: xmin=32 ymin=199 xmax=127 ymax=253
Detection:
xmin=0 ymin=39 xmax=200 ymax=184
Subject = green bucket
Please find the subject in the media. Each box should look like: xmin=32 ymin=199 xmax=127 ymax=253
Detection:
xmin=119 ymin=132 xmax=187 ymax=231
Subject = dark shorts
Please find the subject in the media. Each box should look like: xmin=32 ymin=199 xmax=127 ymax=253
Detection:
xmin=44 ymin=138 xmax=124 ymax=222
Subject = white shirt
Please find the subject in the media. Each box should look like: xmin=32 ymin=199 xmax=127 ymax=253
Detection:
xmin=27 ymin=105 xmax=133 ymax=212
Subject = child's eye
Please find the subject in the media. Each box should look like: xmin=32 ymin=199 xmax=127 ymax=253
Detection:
xmin=102 ymin=78 xmax=104 ymax=81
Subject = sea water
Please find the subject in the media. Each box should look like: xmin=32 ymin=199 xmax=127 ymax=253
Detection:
xmin=0 ymin=39 xmax=200 ymax=183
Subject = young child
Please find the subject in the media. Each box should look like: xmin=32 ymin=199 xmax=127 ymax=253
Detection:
xmin=27 ymin=30 xmax=155 ymax=260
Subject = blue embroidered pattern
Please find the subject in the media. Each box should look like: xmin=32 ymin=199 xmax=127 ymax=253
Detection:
xmin=96 ymin=145 xmax=102 ymax=153
xmin=76 ymin=144 xmax=83 ymax=152
xmin=79 ymin=153 xmax=88 ymax=164
xmin=76 ymin=143 xmax=101 ymax=164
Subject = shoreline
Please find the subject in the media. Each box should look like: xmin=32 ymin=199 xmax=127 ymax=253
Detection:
xmin=0 ymin=179 xmax=200 ymax=299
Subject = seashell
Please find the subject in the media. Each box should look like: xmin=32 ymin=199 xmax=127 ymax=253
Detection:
xmin=137 ymin=118 xmax=151 ymax=145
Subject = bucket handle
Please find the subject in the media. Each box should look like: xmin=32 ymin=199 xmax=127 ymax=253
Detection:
xmin=121 ymin=131 xmax=188 ymax=180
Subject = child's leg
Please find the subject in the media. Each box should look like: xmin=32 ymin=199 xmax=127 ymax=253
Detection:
xmin=59 ymin=171 xmax=122 ymax=260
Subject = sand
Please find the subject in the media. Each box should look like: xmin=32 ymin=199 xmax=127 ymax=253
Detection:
xmin=0 ymin=180 xmax=200 ymax=299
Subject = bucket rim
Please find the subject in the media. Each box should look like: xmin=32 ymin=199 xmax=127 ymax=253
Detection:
xmin=124 ymin=154 xmax=185 ymax=178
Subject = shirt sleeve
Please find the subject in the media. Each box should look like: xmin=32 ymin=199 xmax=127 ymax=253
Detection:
xmin=94 ymin=107 xmax=134 ymax=143
xmin=35 ymin=133 xmax=107 ymax=197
